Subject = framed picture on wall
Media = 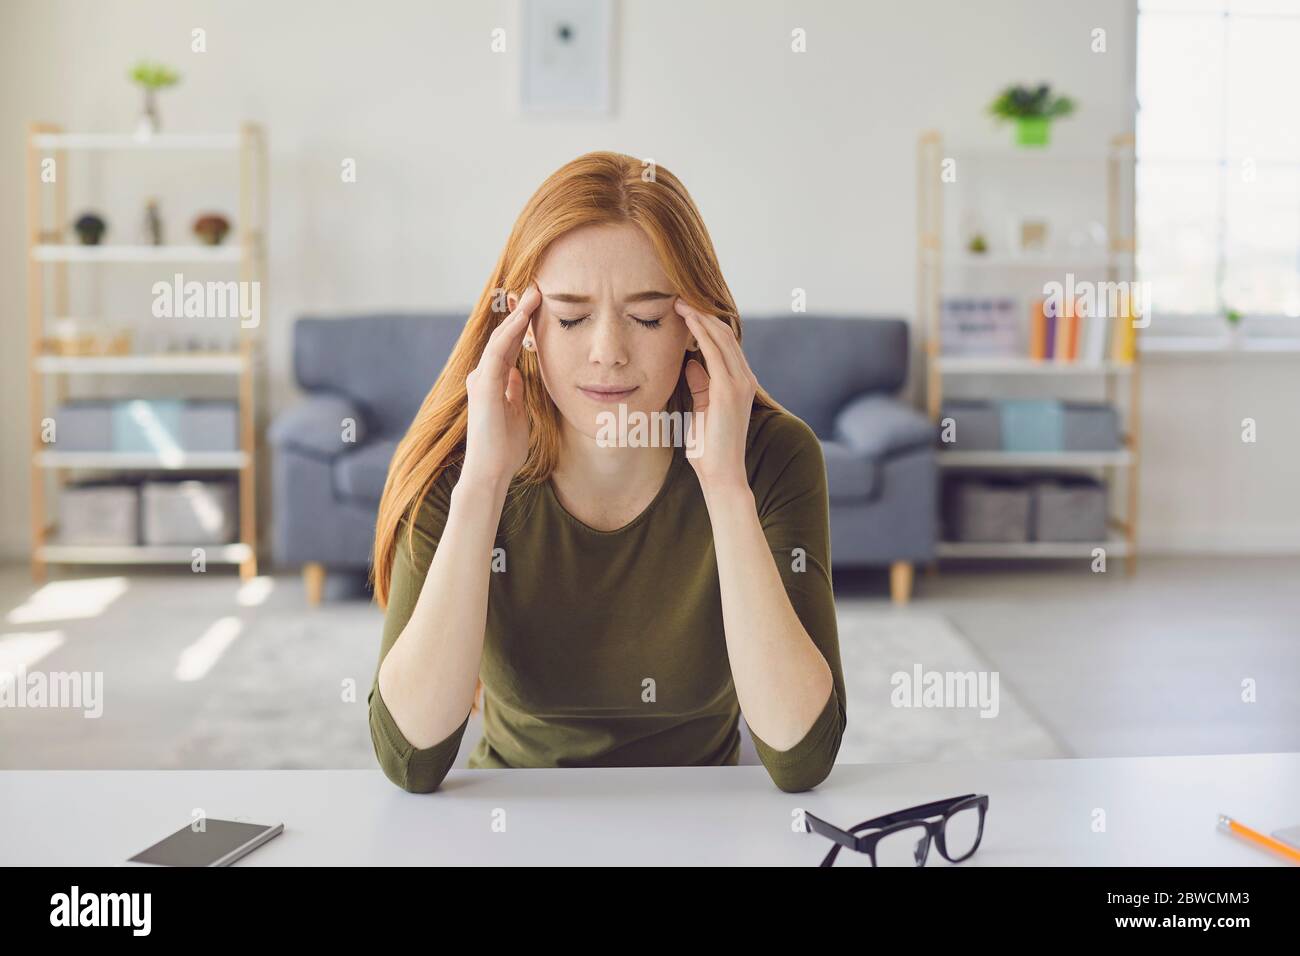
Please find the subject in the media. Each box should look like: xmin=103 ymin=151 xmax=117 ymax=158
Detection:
xmin=520 ymin=0 xmax=615 ymax=115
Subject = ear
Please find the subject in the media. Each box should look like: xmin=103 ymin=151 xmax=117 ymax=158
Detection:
xmin=506 ymin=291 xmax=519 ymax=313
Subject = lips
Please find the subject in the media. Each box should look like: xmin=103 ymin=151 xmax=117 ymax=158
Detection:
xmin=578 ymin=385 xmax=638 ymax=403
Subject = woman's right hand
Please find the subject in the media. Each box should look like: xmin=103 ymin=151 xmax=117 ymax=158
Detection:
xmin=460 ymin=283 xmax=541 ymax=491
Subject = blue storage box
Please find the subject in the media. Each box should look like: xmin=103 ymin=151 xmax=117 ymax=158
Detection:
xmin=113 ymin=399 xmax=185 ymax=454
xmin=1000 ymin=399 xmax=1064 ymax=452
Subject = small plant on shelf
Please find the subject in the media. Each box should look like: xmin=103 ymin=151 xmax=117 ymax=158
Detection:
xmin=193 ymin=213 xmax=231 ymax=246
xmin=988 ymin=83 xmax=1076 ymax=147
xmin=129 ymin=60 xmax=181 ymax=137
xmin=1224 ymin=307 xmax=1244 ymax=346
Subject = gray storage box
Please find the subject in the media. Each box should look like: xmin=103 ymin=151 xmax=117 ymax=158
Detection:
xmin=53 ymin=401 xmax=115 ymax=452
xmin=945 ymin=476 xmax=1032 ymax=542
xmin=58 ymin=481 xmax=139 ymax=545
xmin=141 ymin=479 xmax=237 ymax=545
xmin=179 ymin=401 xmax=239 ymax=452
xmin=1033 ymin=476 xmax=1108 ymax=542
xmin=939 ymin=400 xmax=1002 ymax=451
xmin=1062 ymin=402 xmax=1121 ymax=451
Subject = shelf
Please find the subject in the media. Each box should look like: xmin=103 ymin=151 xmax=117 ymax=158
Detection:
xmin=32 ymin=245 xmax=241 ymax=263
xmin=35 ymin=451 xmax=248 ymax=470
xmin=936 ymin=536 xmax=1131 ymax=559
xmin=30 ymin=132 xmax=242 ymax=151
xmin=38 ymin=542 xmax=253 ymax=565
xmin=929 ymin=250 xmax=1125 ymax=269
xmin=1139 ymin=336 xmax=1300 ymax=355
xmin=936 ymin=356 xmax=1133 ymax=375
xmin=35 ymin=353 xmax=245 ymax=374
xmin=938 ymin=450 xmax=1132 ymax=469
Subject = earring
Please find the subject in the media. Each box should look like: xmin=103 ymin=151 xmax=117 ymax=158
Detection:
xmin=524 ymin=338 xmax=534 ymax=349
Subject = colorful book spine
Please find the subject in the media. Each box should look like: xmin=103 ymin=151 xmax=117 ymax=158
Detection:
xmin=1111 ymin=300 xmax=1137 ymax=363
xmin=1043 ymin=300 xmax=1058 ymax=360
xmin=1029 ymin=299 xmax=1047 ymax=360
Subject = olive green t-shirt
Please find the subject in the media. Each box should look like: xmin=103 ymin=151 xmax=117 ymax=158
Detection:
xmin=368 ymin=405 xmax=847 ymax=794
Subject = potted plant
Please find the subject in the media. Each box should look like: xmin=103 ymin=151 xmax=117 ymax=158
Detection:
xmin=1224 ymin=307 xmax=1244 ymax=347
xmin=129 ymin=61 xmax=181 ymax=137
xmin=73 ymin=212 xmax=107 ymax=246
xmin=988 ymin=84 xmax=1076 ymax=147
xmin=192 ymin=213 xmax=231 ymax=246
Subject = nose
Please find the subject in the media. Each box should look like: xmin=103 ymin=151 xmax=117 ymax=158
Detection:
xmin=587 ymin=310 xmax=629 ymax=368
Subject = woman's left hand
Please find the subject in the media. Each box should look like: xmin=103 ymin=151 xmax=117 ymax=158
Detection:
xmin=676 ymin=298 xmax=757 ymax=497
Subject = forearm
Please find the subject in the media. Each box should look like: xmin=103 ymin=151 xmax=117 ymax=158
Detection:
xmin=703 ymin=483 xmax=835 ymax=750
xmin=378 ymin=478 xmax=507 ymax=749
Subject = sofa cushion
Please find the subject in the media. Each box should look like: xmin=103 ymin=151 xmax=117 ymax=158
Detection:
xmin=269 ymin=394 xmax=368 ymax=460
xmin=821 ymin=440 xmax=878 ymax=503
xmin=333 ymin=439 xmax=400 ymax=505
xmin=832 ymin=394 xmax=934 ymax=460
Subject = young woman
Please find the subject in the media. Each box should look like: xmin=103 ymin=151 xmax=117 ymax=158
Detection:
xmin=369 ymin=152 xmax=846 ymax=794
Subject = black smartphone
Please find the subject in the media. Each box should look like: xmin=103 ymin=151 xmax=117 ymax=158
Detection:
xmin=127 ymin=819 xmax=284 ymax=867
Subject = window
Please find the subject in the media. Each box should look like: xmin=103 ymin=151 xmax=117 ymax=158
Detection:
xmin=1137 ymin=0 xmax=1300 ymax=324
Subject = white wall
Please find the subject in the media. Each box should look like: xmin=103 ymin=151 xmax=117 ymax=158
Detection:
xmin=2 ymin=0 xmax=1290 ymax=561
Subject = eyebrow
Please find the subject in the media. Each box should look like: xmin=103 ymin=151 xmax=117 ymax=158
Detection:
xmin=544 ymin=291 xmax=675 ymax=305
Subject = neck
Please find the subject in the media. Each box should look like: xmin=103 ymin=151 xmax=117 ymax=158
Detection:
xmin=553 ymin=418 xmax=675 ymax=499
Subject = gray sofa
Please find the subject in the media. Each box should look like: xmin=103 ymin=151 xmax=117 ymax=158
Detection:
xmin=269 ymin=314 xmax=935 ymax=603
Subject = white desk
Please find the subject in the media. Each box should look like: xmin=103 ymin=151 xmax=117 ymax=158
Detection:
xmin=2 ymin=753 xmax=1296 ymax=866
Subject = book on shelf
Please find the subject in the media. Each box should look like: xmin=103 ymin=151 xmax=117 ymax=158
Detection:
xmin=942 ymin=295 xmax=1137 ymax=366
xmin=1028 ymin=296 xmax=1135 ymax=366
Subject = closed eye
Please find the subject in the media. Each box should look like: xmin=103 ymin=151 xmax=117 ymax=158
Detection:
xmin=556 ymin=314 xmax=664 ymax=330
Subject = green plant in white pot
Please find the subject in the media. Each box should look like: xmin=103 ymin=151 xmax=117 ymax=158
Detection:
xmin=129 ymin=61 xmax=181 ymax=138
xmin=1224 ymin=307 xmax=1244 ymax=347
xmin=989 ymin=84 xmax=1076 ymax=147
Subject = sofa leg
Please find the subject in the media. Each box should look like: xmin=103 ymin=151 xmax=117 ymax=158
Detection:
xmin=303 ymin=562 xmax=326 ymax=606
xmin=890 ymin=561 xmax=914 ymax=606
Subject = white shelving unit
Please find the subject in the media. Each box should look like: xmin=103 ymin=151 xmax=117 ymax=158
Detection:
xmin=917 ymin=131 xmax=1140 ymax=573
xmin=26 ymin=122 xmax=267 ymax=580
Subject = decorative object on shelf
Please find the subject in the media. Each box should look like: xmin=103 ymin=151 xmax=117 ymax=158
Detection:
xmin=129 ymin=60 xmax=181 ymax=138
xmin=192 ymin=213 xmax=231 ymax=245
xmin=73 ymin=212 xmax=107 ymax=245
xmin=1018 ymin=219 xmax=1049 ymax=253
xmin=967 ymin=233 xmax=988 ymax=254
xmin=988 ymin=83 xmax=1076 ymax=147
xmin=1224 ymin=307 xmax=1244 ymax=347
xmin=43 ymin=320 xmax=132 ymax=356
xmin=940 ymin=297 xmax=1020 ymax=357
xmin=143 ymin=198 xmax=164 ymax=245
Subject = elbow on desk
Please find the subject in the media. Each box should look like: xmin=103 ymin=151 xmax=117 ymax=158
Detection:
xmin=765 ymin=754 xmax=838 ymax=794
xmin=367 ymin=690 xmax=457 ymax=794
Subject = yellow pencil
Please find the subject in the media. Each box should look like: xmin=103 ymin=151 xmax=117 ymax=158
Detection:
xmin=1217 ymin=814 xmax=1300 ymax=864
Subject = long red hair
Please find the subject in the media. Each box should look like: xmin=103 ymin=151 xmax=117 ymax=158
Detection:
xmin=372 ymin=151 xmax=785 ymax=712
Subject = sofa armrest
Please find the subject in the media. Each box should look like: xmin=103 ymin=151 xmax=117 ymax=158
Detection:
xmin=269 ymin=393 xmax=369 ymax=460
xmin=831 ymin=393 xmax=932 ymax=460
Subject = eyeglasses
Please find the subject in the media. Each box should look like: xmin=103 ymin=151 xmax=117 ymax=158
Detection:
xmin=802 ymin=794 xmax=989 ymax=867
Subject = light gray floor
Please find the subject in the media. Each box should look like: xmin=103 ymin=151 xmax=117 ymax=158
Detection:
xmin=1 ymin=557 xmax=1296 ymax=769
xmin=835 ymin=556 xmax=1300 ymax=758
